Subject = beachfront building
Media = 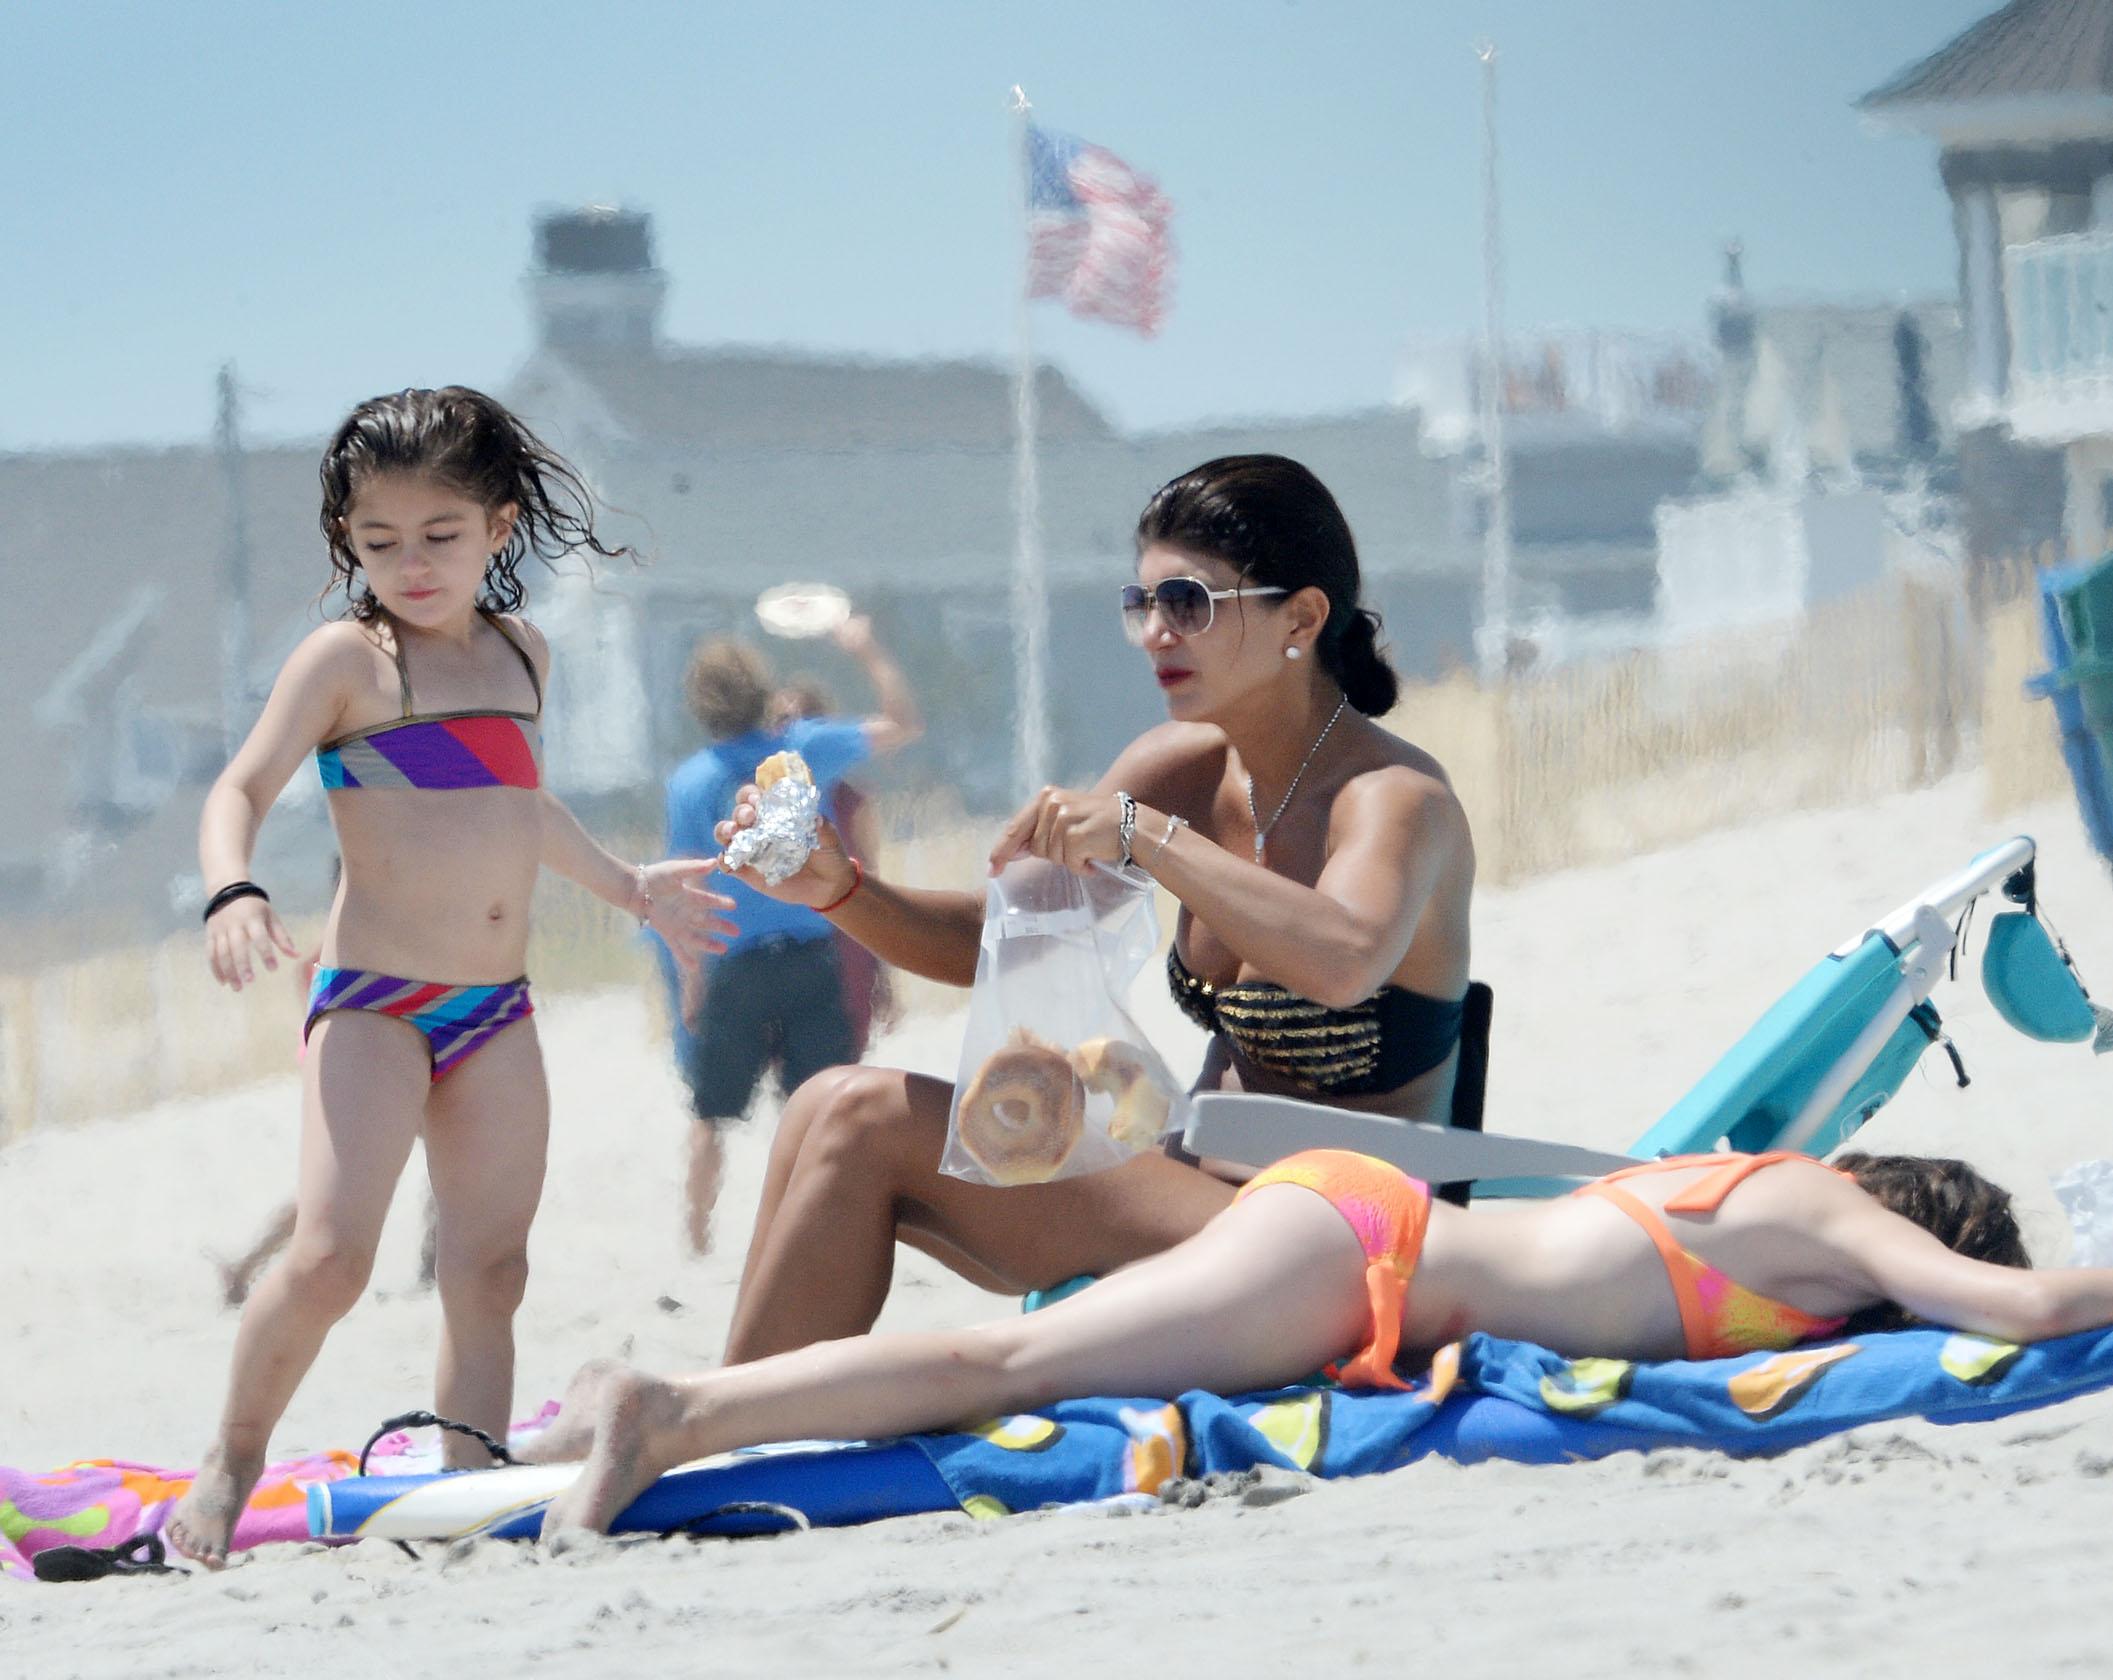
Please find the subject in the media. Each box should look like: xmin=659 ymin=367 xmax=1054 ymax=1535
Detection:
xmin=1697 ymin=245 xmax=1966 ymax=489
xmin=0 ymin=206 xmax=1493 ymax=931
xmin=1396 ymin=244 xmax=1972 ymax=655
xmin=498 ymin=207 xmax=1478 ymax=814
xmin=1862 ymin=0 xmax=2113 ymax=577
xmin=2 ymin=198 xmax=1990 ymax=933
xmin=0 ymin=439 xmax=339 ymax=931
xmin=1656 ymin=246 xmax=1970 ymax=642
xmin=1395 ymin=327 xmax=1710 ymax=664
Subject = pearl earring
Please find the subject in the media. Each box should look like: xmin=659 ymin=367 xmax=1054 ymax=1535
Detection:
xmin=1285 ymin=646 xmax=1302 ymax=661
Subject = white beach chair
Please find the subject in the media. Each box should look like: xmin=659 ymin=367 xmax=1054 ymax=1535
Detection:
xmin=1181 ymin=837 xmax=2104 ymax=1195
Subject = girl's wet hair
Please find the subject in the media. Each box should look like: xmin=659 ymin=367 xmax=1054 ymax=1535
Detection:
xmin=319 ymin=386 xmax=632 ymax=621
xmin=1837 ymin=1151 xmax=2032 ymax=1333
xmin=1135 ymin=454 xmax=1399 ymax=716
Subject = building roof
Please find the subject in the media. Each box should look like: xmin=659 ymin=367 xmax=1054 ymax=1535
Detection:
xmin=581 ymin=407 xmax=1463 ymax=603
xmin=1863 ymin=0 xmax=2113 ymax=110
xmin=511 ymin=345 xmax=1114 ymax=453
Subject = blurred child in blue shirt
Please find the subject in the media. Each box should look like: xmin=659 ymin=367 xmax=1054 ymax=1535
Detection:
xmin=657 ymin=613 xmax=922 ymax=1254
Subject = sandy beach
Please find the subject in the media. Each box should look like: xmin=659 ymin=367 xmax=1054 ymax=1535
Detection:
xmin=7 ymin=771 xmax=2113 ymax=1676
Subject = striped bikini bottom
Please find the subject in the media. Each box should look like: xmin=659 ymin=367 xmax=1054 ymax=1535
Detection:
xmin=305 ymin=967 xmax=534 ymax=1081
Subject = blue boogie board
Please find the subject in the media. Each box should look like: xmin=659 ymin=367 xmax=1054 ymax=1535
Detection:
xmin=309 ymin=1438 xmax=954 ymax=1542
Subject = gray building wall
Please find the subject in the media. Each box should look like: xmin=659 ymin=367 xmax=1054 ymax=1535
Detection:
xmin=2 ymin=344 xmax=1693 ymax=938
xmin=584 ymin=403 xmax=1477 ymax=803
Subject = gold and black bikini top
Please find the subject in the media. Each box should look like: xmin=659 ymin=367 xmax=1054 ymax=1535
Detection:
xmin=1167 ymin=945 xmax=1465 ymax=1097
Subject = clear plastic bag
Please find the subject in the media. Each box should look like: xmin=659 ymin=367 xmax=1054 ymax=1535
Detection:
xmin=942 ymin=858 xmax=1189 ymax=1186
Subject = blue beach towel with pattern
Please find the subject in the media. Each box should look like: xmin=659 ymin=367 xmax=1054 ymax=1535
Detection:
xmin=911 ymin=1326 xmax=2113 ymax=1516
xmin=308 ymin=1326 xmax=2113 ymax=1542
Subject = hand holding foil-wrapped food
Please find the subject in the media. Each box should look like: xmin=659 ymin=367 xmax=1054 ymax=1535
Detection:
xmin=721 ymin=751 xmax=821 ymax=885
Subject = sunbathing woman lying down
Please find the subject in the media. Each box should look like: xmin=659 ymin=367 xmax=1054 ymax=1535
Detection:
xmin=531 ymin=1145 xmax=2088 ymax=1537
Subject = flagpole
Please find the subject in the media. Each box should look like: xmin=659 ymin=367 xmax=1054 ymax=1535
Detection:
xmin=1474 ymin=40 xmax=1513 ymax=683
xmin=1009 ymin=84 xmax=1052 ymax=797
xmin=215 ymin=362 xmax=254 ymax=759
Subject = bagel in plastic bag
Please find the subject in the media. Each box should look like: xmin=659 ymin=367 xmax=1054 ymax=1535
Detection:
xmin=943 ymin=858 xmax=1187 ymax=1186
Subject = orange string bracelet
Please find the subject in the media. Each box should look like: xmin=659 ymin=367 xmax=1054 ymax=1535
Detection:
xmin=816 ymin=857 xmax=864 ymax=915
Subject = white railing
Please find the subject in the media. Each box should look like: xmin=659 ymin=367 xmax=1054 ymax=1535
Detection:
xmin=2004 ymin=232 xmax=2113 ymax=438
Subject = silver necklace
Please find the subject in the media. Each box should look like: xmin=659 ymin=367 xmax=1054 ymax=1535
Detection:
xmin=1244 ymin=696 xmax=1347 ymax=864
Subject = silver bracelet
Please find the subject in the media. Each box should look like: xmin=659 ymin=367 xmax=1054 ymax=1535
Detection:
xmin=634 ymin=863 xmax=652 ymax=926
xmin=1115 ymin=791 xmax=1139 ymax=867
xmin=1147 ymin=812 xmax=1189 ymax=868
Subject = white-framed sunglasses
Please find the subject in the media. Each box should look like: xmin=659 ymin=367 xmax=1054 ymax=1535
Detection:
xmin=1120 ymin=577 xmax=1288 ymax=645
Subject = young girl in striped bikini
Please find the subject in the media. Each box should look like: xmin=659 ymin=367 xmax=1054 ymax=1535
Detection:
xmin=169 ymin=387 xmax=731 ymax=1566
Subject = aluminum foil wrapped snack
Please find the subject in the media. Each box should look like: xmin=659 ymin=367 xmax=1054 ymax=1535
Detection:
xmin=722 ymin=751 xmax=821 ymax=885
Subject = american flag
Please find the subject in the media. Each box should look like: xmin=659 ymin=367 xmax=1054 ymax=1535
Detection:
xmin=1026 ymin=123 xmax=1173 ymax=337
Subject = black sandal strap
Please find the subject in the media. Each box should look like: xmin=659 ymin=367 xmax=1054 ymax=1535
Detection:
xmin=676 ymin=1499 xmax=812 ymax=1537
xmin=31 ymin=1531 xmax=182 ymax=1581
xmin=358 ymin=1409 xmax=518 ymax=1477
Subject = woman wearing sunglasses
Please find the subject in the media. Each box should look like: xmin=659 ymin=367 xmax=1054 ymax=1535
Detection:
xmin=711 ymin=454 xmax=1474 ymax=1365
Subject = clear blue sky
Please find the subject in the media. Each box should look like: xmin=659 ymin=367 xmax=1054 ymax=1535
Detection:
xmin=6 ymin=0 xmax=1992 ymax=452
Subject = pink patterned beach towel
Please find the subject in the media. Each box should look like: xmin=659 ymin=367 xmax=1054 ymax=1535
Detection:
xmin=1 ymin=1402 xmax=558 ymax=1581
xmin=0 ymin=1452 xmax=357 ymax=1581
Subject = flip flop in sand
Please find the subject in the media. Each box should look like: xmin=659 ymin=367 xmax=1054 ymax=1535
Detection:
xmin=31 ymin=1532 xmax=187 ymax=1583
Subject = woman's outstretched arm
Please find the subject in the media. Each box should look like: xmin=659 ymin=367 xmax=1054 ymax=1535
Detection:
xmin=1828 ymin=1191 xmax=2113 ymax=1342
xmin=537 ymin=1182 xmax=1371 ymax=1537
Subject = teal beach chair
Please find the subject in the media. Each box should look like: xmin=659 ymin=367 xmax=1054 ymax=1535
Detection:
xmin=2025 ymin=554 xmax=2113 ymax=869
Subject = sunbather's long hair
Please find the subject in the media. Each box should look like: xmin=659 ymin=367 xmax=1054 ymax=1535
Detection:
xmin=1136 ymin=455 xmax=1399 ymax=716
xmin=1836 ymin=1152 xmax=2031 ymax=1333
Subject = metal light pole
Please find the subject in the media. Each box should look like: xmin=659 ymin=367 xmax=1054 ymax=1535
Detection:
xmin=1009 ymin=84 xmax=1053 ymax=796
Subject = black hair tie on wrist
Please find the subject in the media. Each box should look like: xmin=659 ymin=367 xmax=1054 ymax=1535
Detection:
xmin=202 ymin=881 xmax=270 ymax=924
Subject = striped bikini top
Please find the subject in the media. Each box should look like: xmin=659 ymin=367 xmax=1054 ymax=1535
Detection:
xmin=1168 ymin=945 xmax=1465 ymax=1097
xmin=316 ymin=612 xmax=543 ymax=792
